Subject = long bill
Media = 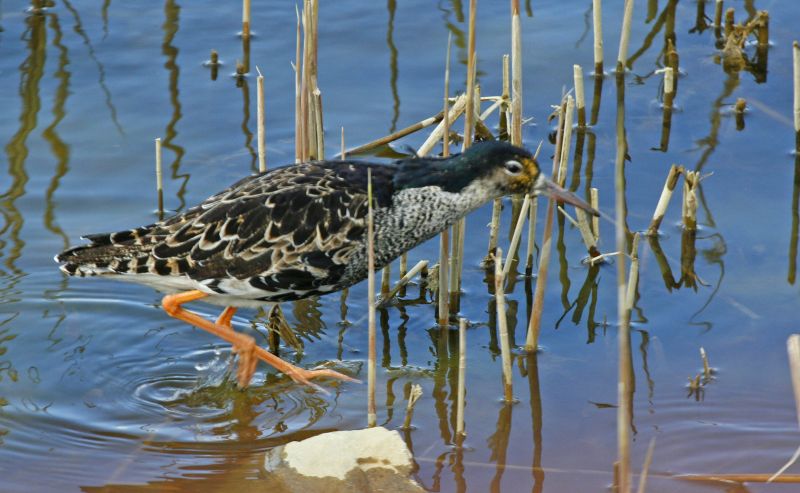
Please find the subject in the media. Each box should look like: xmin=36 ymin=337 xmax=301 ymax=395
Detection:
xmin=537 ymin=176 xmax=600 ymax=217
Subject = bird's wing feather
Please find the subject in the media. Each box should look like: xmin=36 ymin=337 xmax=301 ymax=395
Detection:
xmin=148 ymin=161 xmax=395 ymax=294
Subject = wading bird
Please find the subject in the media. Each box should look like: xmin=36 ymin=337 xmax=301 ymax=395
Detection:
xmin=56 ymin=141 xmax=597 ymax=389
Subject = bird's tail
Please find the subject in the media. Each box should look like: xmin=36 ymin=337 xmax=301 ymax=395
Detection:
xmin=55 ymin=227 xmax=159 ymax=277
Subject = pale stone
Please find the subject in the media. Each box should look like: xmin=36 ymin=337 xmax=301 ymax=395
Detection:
xmin=263 ymin=427 xmax=423 ymax=493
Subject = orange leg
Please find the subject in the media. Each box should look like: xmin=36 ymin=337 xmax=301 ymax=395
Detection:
xmin=162 ymin=290 xmax=358 ymax=389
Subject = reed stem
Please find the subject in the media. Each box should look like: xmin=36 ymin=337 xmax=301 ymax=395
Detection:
xmin=367 ymin=169 xmax=377 ymax=427
xmin=242 ymin=0 xmax=251 ymax=38
xmin=794 ymin=41 xmax=800 ymax=133
xmin=646 ymin=164 xmax=683 ymax=235
xmin=401 ymin=384 xmax=423 ymax=430
xmin=511 ymin=0 xmax=523 ymax=146
xmin=155 ymin=137 xmax=163 ymax=217
xmin=495 ymin=248 xmax=514 ymax=402
xmin=504 ymin=194 xmax=530 ymax=277
xmin=592 ymin=0 xmax=604 ymax=74
xmin=456 ymin=317 xmax=467 ymax=437
xmin=591 ymin=187 xmax=600 ymax=241
xmin=574 ymin=64 xmax=586 ymax=127
xmin=256 ymin=67 xmax=266 ymax=172
xmin=617 ymin=0 xmax=635 ymax=72
xmin=525 ymin=196 xmax=539 ymax=275
xmin=378 ymin=260 xmax=428 ymax=307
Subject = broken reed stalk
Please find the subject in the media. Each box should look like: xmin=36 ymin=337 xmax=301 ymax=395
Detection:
xmin=313 ymin=88 xmax=324 ymax=159
xmin=714 ymin=0 xmax=723 ymax=29
xmin=401 ymin=384 xmax=423 ymax=430
xmin=756 ymin=11 xmax=769 ymax=47
xmin=592 ymin=0 xmax=604 ymax=75
xmin=646 ymin=164 xmax=683 ymax=235
xmin=617 ymin=0 xmax=635 ymax=72
xmin=682 ymin=170 xmax=699 ymax=231
xmin=526 ymin=100 xmax=566 ymax=351
xmin=495 ymin=248 xmax=514 ymax=402
xmin=456 ymin=317 xmax=467 ymax=438
xmin=294 ymin=7 xmax=302 ymax=162
xmin=437 ymin=34 xmax=453 ymax=327
xmin=574 ymin=65 xmax=586 ymax=127
xmin=615 ymin=63 xmax=632 ymax=493
xmin=256 ymin=67 xmax=266 ymax=172
xmin=700 ymin=347 xmax=711 ymax=380
xmin=381 ymin=264 xmax=391 ymax=297
xmin=155 ymin=137 xmax=163 ymax=217
xmin=735 ymin=98 xmax=747 ymax=131
xmin=463 ymin=0 xmax=477 ymax=149
xmin=242 ymin=0 xmax=251 ymax=38
xmin=565 ymin=206 xmax=601 ymax=258
xmin=662 ymin=67 xmax=675 ymax=109
xmin=418 ymin=94 xmax=467 ymax=156
xmin=591 ymin=188 xmax=600 ymax=241
xmin=504 ymin=194 xmax=531 ymax=277
xmin=511 ymin=0 xmax=523 ymax=146
xmin=558 ymin=96 xmax=575 ymax=185
xmin=525 ymin=196 xmax=539 ymax=274
xmin=724 ymin=8 xmax=734 ymax=39
xmin=342 ymin=111 xmax=444 ymax=157
xmin=340 ymin=127 xmax=345 ymax=159
xmin=791 ymin=335 xmax=800 ymax=428
xmin=367 ymin=169 xmax=377 ymax=428
xmin=378 ymin=260 xmax=428 ymax=307
xmin=636 ymin=438 xmax=657 ymax=493
xmin=794 ymin=41 xmax=800 ymax=134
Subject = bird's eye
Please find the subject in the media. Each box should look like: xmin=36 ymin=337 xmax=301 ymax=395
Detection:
xmin=504 ymin=159 xmax=524 ymax=175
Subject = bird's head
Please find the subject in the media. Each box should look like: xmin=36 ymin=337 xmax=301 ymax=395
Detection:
xmin=395 ymin=141 xmax=598 ymax=215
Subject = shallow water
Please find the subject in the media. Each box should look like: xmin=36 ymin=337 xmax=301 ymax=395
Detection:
xmin=1 ymin=0 xmax=800 ymax=491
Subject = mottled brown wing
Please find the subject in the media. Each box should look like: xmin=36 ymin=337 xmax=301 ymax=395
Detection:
xmin=149 ymin=161 xmax=395 ymax=295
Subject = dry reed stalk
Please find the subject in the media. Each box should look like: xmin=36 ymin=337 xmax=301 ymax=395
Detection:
xmin=378 ymin=260 xmax=428 ymax=307
xmin=456 ymin=317 xmax=467 ymax=437
xmin=511 ymin=0 xmax=523 ymax=146
xmin=591 ymin=188 xmax=600 ymax=241
xmin=340 ymin=127 xmax=345 ymax=159
xmin=401 ymin=383 xmax=423 ymax=430
xmin=437 ymin=34 xmax=453 ymax=327
xmin=573 ymin=206 xmax=602 ymax=258
xmin=242 ymin=0 xmax=251 ymax=38
xmin=662 ymin=67 xmax=675 ymax=108
xmin=525 ymin=196 xmax=539 ymax=274
xmin=503 ymin=194 xmax=531 ymax=277
xmin=615 ymin=67 xmax=632 ymax=493
xmin=381 ymin=264 xmax=391 ymax=297
xmin=494 ymin=248 xmax=514 ymax=402
xmin=299 ymin=2 xmax=310 ymax=162
xmin=593 ymin=0 xmax=604 ymax=75
xmin=574 ymin=65 xmax=586 ymax=127
xmin=313 ymin=87 xmax=324 ymax=159
xmin=714 ymin=0 xmax=723 ymax=28
xmin=418 ymin=94 xmax=467 ymax=156
xmin=617 ymin=0 xmax=635 ymax=72
xmin=636 ymin=438 xmax=656 ymax=493
xmin=724 ymin=8 xmax=734 ymax=39
xmin=525 ymin=100 xmax=566 ymax=351
xmin=367 ymin=169 xmax=377 ymax=427
xmin=464 ymin=0 xmax=477 ymax=149
xmin=449 ymin=219 xmax=465 ymax=308
xmin=682 ymin=171 xmax=699 ymax=231
xmin=790 ymin=335 xmax=800 ymax=428
xmin=342 ymin=112 xmax=444 ymax=157
xmin=399 ymin=253 xmax=408 ymax=279
xmin=558 ymin=96 xmax=575 ymax=186
xmin=680 ymin=474 xmax=800 ymax=484
xmin=794 ymin=41 xmax=800 ymax=133
xmin=646 ymin=164 xmax=683 ymax=236
xmin=294 ymin=7 xmax=302 ymax=162
xmin=499 ymin=53 xmax=510 ymax=138
xmin=155 ymin=137 xmax=163 ymax=217
xmin=438 ymin=230 xmax=450 ymax=326
xmin=256 ymin=67 xmax=266 ymax=172
xmin=700 ymin=347 xmax=711 ymax=380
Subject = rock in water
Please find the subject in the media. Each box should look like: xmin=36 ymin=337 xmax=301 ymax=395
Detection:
xmin=263 ymin=427 xmax=423 ymax=493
